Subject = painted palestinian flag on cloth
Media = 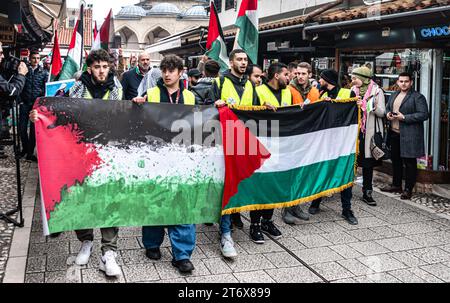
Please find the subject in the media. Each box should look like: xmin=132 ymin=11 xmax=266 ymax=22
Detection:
xmin=219 ymin=101 xmax=359 ymax=214
xmin=34 ymin=97 xmax=229 ymax=235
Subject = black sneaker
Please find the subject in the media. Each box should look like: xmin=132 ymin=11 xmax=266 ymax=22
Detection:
xmin=171 ymin=259 xmax=194 ymax=273
xmin=249 ymin=223 xmax=265 ymax=244
xmin=145 ymin=248 xmax=161 ymax=260
xmin=261 ymin=220 xmax=282 ymax=240
xmin=231 ymin=213 xmax=244 ymax=229
xmin=362 ymin=190 xmax=377 ymax=206
xmin=342 ymin=210 xmax=358 ymax=225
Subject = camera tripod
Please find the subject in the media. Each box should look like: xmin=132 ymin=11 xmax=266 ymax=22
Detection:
xmin=0 ymin=98 xmax=24 ymax=227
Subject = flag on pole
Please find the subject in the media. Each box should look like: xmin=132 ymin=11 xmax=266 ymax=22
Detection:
xmin=49 ymin=30 xmax=62 ymax=81
xmin=205 ymin=0 xmax=229 ymax=72
xmin=233 ymin=0 xmax=258 ymax=64
xmin=91 ymin=9 xmax=114 ymax=51
xmin=93 ymin=20 xmax=98 ymax=41
xmin=59 ymin=5 xmax=84 ymax=80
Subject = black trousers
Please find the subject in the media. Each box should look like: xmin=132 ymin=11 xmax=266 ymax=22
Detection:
xmin=390 ymin=131 xmax=417 ymax=191
xmin=362 ymin=167 xmax=373 ymax=191
xmin=250 ymin=209 xmax=274 ymax=224
xmin=19 ymin=104 xmax=35 ymax=157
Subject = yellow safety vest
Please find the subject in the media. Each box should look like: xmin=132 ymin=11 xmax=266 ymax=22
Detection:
xmin=84 ymin=89 xmax=123 ymax=100
xmin=256 ymin=84 xmax=292 ymax=107
xmin=147 ymin=86 xmax=195 ymax=105
xmin=321 ymin=88 xmax=352 ymax=99
xmin=215 ymin=76 xmax=254 ymax=106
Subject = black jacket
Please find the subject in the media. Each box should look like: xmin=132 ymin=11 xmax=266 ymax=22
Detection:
xmin=208 ymin=70 xmax=259 ymax=105
xmin=0 ymin=73 xmax=26 ymax=99
xmin=386 ymin=89 xmax=429 ymax=158
xmin=20 ymin=66 xmax=48 ymax=106
xmin=191 ymin=77 xmax=215 ymax=105
xmin=120 ymin=67 xmax=144 ymax=100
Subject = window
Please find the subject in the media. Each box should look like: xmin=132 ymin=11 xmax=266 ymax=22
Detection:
xmin=225 ymin=0 xmax=235 ymax=10
xmin=68 ymin=18 xmax=75 ymax=28
xmin=214 ymin=0 xmax=222 ymax=13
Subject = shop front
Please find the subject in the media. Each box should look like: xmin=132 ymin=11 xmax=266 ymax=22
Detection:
xmin=304 ymin=4 xmax=450 ymax=182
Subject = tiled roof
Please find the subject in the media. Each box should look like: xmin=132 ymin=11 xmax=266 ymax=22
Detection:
xmin=222 ymin=0 xmax=449 ymax=37
xmin=49 ymin=8 xmax=93 ymax=48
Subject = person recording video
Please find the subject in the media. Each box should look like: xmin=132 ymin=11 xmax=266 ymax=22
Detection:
xmin=0 ymin=41 xmax=28 ymax=159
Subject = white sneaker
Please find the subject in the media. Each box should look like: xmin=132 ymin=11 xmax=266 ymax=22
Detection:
xmin=75 ymin=240 xmax=93 ymax=265
xmin=99 ymin=251 xmax=121 ymax=277
xmin=221 ymin=233 xmax=237 ymax=258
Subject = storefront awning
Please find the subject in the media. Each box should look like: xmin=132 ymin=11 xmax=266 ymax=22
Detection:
xmin=28 ymin=0 xmax=66 ymax=33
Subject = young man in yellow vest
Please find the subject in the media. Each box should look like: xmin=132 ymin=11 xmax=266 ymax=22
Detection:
xmin=208 ymin=49 xmax=259 ymax=258
xmin=308 ymin=69 xmax=359 ymax=225
xmin=132 ymin=54 xmax=197 ymax=273
xmin=30 ymin=49 xmax=123 ymax=277
xmin=246 ymin=62 xmax=297 ymax=243
xmin=209 ymin=49 xmax=259 ymax=107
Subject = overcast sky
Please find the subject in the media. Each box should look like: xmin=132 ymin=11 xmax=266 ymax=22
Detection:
xmin=66 ymin=0 xmax=140 ymax=25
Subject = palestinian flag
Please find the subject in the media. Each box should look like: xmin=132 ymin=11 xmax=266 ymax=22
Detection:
xmin=233 ymin=0 xmax=258 ymax=64
xmin=220 ymin=101 xmax=359 ymax=214
xmin=91 ymin=9 xmax=114 ymax=51
xmin=58 ymin=5 xmax=84 ymax=80
xmin=49 ymin=30 xmax=62 ymax=81
xmin=205 ymin=0 xmax=229 ymax=72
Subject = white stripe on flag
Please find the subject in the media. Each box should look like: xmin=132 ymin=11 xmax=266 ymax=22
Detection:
xmin=256 ymin=125 xmax=358 ymax=173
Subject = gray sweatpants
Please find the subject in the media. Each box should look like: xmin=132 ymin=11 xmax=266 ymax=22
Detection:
xmin=75 ymin=227 xmax=118 ymax=255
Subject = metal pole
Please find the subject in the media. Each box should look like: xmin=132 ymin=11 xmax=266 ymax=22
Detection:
xmin=432 ymin=49 xmax=444 ymax=171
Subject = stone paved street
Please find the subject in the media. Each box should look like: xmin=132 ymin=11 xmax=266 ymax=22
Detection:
xmin=22 ymin=174 xmax=450 ymax=283
xmin=0 ymin=146 xmax=31 ymax=283
xmin=2 ymin=143 xmax=450 ymax=283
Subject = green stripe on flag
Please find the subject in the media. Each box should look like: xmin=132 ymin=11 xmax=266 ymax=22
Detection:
xmin=48 ymin=177 xmax=223 ymax=233
xmin=223 ymin=154 xmax=355 ymax=213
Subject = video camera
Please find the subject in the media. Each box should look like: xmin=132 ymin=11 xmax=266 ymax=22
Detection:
xmin=0 ymin=54 xmax=21 ymax=80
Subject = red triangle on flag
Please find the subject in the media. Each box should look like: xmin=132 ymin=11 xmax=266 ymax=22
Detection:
xmin=218 ymin=106 xmax=271 ymax=209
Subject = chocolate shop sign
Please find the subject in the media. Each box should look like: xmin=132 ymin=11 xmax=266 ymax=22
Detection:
xmin=416 ymin=24 xmax=450 ymax=40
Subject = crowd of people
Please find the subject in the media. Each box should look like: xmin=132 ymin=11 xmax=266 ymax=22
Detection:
xmin=1 ymin=41 xmax=429 ymax=278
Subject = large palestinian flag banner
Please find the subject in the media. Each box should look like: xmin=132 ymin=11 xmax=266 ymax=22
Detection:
xmin=219 ymin=102 xmax=358 ymax=214
xmin=34 ymin=98 xmax=358 ymax=235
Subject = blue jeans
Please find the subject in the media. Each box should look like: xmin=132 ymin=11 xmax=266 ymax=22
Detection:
xmin=142 ymin=224 xmax=196 ymax=261
xmin=220 ymin=215 xmax=231 ymax=235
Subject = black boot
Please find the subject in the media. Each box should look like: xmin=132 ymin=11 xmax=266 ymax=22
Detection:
xmin=362 ymin=190 xmax=377 ymax=206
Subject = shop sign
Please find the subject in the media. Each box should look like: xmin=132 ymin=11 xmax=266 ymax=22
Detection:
xmin=0 ymin=22 xmax=15 ymax=44
xmin=416 ymin=24 xmax=450 ymax=40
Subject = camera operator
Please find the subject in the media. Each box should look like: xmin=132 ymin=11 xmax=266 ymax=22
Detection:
xmin=0 ymin=41 xmax=28 ymax=159
xmin=19 ymin=49 xmax=47 ymax=161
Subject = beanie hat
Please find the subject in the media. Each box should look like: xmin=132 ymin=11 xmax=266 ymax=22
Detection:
xmin=320 ymin=69 xmax=339 ymax=86
xmin=351 ymin=66 xmax=372 ymax=85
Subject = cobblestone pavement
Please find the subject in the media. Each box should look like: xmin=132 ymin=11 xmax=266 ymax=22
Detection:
xmin=24 ymin=183 xmax=450 ymax=283
xmin=0 ymin=145 xmax=31 ymax=282
xmin=371 ymin=179 xmax=450 ymax=216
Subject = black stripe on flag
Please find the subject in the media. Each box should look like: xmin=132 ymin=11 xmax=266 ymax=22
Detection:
xmin=37 ymin=97 xmax=221 ymax=146
xmin=232 ymin=101 xmax=358 ymax=137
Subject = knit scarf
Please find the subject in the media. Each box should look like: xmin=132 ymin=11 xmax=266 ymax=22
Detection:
xmin=353 ymin=80 xmax=375 ymax=134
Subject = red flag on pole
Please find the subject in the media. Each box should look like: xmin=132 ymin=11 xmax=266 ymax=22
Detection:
xmin=49 ymin=30 xmax=62 ymax=81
